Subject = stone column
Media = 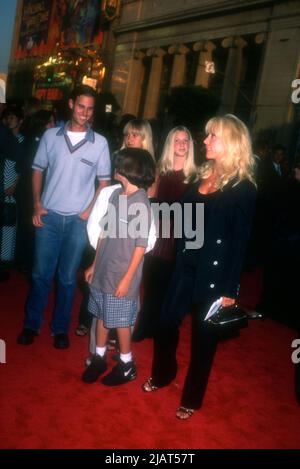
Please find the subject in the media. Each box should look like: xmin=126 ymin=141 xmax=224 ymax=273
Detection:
xmin=253 ymin=26 xmax=300 ymax=143
xmin=143 ymin=47 xmax=166 ymax=119
xmin=168 ymin=44 xmax=189 ymax=88
xmin=247 ymin=33 xmax=267 ymax=128
xmin=220 ymin=36 xmax=247 ymax=113
xmin=193 ymin=41 xmax=216 ymax=88
xmin=123 ymin=50 xmax=145 ymax=116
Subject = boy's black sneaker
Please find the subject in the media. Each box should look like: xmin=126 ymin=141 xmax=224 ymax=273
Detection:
xmin=82 ymin=354 xmax=107 ymax=383
xmin=102 ymin=360 xmax=137 ymax=386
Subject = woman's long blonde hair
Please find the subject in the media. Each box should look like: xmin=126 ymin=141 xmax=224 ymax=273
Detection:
xmin=198 ymin=114 xmax=256 ymax=189
xmin=158 ymin=126 xmax=196 ymax=182
xmin=122 ymin=119 xmax=155 ymax=160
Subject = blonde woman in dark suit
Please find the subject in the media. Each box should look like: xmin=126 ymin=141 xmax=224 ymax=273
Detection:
xmin=142 ymin=114 xmax=257 ymax=420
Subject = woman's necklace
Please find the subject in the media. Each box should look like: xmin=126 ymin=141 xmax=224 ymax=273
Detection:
xmin=199 ymin=174 xmax=218 ymax=194
xmin=207 ymin=176 xmax=217 ymax=190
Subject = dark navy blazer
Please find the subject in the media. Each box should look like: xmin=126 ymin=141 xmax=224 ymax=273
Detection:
xmin=161 ymin=178 xmax=257 ymax=325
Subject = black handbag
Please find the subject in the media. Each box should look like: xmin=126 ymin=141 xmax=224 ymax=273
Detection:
xmin=207 ymin=304 xmax=248 ymax=337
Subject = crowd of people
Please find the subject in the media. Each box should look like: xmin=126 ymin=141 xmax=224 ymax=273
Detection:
xmin=0 ymin=100 xmax=56 ymax=278
xmin=1 ymin=84 xmax=299 ymax=418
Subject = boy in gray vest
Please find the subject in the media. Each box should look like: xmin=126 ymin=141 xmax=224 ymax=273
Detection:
xmin=82 ymin=148 xmax=155 ymax=385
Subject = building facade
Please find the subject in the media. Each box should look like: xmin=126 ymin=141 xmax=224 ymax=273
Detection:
xmin=6 ymin=0 xmax=300 ymax=150
xmin=110 ymin=0 xmax=300 ymax=148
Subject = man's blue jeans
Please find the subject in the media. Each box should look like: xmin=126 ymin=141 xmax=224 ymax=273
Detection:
xmin=24 ymin=211 xmax=88 ymax=335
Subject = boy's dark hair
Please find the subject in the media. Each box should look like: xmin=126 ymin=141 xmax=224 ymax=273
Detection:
xmin=114 ymin=147 xmax=156 ymax=190
xmin=69 ymin=85 xmax=97 ymax=102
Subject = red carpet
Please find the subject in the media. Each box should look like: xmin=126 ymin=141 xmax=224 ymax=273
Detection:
xmin=0 ymin=270 xmax=299 ymax=449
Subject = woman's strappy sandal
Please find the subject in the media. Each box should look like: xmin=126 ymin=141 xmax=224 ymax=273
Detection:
xmin=142 ymin=377 xmax=158 ymax=392
xmin=176 ymin=406 xmax=194 ymax=420
xmin=75 ymin=324 xmax=89 ymax=336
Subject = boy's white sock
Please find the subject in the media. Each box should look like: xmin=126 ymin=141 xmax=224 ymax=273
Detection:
xmin=120 ymin=352 xmax=132 ymax=363
xmin=96 ymin=346 xmax=107 ymax=357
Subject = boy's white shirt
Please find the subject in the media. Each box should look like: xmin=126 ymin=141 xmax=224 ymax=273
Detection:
xmin=87 ymin=184 xmax=157 ymax=253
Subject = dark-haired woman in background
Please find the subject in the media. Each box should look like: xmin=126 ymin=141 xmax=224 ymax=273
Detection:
xmin=0 ymin=107 xmax=25 ymax=266
xmin=15 ymin=110 xmax=55 ymax=272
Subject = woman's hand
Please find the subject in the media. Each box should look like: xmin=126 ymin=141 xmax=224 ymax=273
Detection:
xmin=115 ymin=276 xmax=131 ymax=298
xmin=221 ymin=297 xmax=236 ymax=307
xmin=85 ymin=265 xmax=95 ymax=284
